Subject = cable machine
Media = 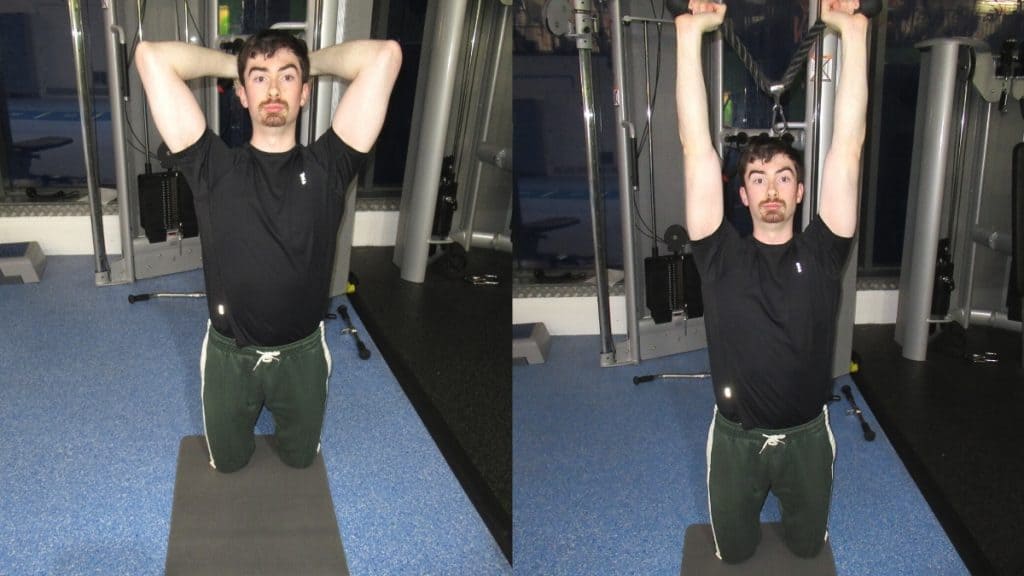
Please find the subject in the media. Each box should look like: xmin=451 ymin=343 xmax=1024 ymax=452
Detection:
xmin=895 ymin=36 xmax=1023 ymax=363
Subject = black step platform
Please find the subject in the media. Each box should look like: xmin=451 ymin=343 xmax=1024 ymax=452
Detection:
xmin=165 ymin=435 xmax=348 ymax=576
xmin=681 ymin=523 xmax=836 ymax=576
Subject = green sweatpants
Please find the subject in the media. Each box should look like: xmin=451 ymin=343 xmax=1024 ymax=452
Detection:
xmin=706 ymin=405 xmax=836 ymax=563
xmin=200 ymin=321 xmax=331 ymax=472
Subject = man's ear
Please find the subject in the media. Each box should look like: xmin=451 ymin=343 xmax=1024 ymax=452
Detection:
xmin=235 ymin=80 xmax=249 ymax=109
xmin=796 ymin=182 xmax=805 ymax=204
xmin=739 ymin=186 xmax=750 ymax=207
xmin=300 ymin=82 xmax=310 ymax=107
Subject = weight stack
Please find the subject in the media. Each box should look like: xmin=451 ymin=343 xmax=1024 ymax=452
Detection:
xmin=645 ymin=254 xmax=682 ymax=324
xmin=139 ymin=171 xmax=198 ymax=244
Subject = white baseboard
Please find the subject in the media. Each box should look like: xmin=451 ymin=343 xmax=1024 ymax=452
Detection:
xmin=513 ymin=289 xmax=900 ymax=335
xmin=0 ymin=211 xmax=400 ymax=255
xmin=853 ymin=290 xmax=900 ymax=325
xmin=1 ymin=215 xmax=124 ymax=256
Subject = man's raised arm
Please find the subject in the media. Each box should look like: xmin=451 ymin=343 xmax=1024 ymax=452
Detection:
xmin=675 ymin=2 xmax=727 ymax=242
xmin=134 ymin=42 xmax=237 ymax=153
xmin=818 ymin=1 xmax=870 ymax=238
xmin=309 ymin=40 xmax=402 ymax=153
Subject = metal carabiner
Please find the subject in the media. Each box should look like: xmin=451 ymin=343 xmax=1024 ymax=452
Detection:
xmin=769 ymin=84 xmax=788 ymax=136
xmin=771 ymin=103 xmax=788 ymax=137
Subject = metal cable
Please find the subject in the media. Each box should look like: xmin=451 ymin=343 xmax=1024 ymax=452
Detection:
xmin=718 ymin=19 xmax=772 ymax=95
xmin=718 ymin=18 xmax=831 ymax=101
xmin=778 ymin=20 xmax=828 ymax=94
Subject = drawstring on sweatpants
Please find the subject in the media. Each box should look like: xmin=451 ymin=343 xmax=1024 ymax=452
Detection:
xmin=253 ymin=350 xmax=281 ymax=372
xmin=758 ymin=433 xmax=787 ymax=454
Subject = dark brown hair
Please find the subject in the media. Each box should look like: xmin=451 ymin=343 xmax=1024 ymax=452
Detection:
xmin=237 ymin=29 xmax=309 ymax=86
xmin=738 ymin=135 xmax=803 ymax=184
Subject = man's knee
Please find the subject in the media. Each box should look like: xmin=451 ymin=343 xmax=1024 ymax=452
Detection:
xmin=717 ymin=539 xmax=758 ymax=564
xmin=275 ymin=442 xmax=319 ymax=469
xmin=713 ymin=525 xmax=760 ymax=565
xmin=211 ymin=454 xmax=253 ymax=473
xmin=784 ymin=531 xmax=827 ymax=559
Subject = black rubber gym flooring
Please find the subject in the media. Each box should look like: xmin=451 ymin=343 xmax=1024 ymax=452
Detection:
xmin=348 ymin=246 xmax=512 ymax=562
xmin=851 ymin=324 xmax=1024 ymax=576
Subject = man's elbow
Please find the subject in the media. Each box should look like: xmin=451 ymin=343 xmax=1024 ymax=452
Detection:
xmin=376 ymin=40 xmax=403 ymax=78
xmin=134 ymin=41 xmax=154 ymax=72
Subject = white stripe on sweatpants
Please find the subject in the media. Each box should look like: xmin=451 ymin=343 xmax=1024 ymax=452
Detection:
xmin=199 ymin=321 xmax=216 ymax=469
xmin=316 ymin=321 xmax=331 ymax=455
xmin=706 ymin=405 xmax=723 ymax=560
xmin=822 ymin=403 xmax=836 ymax=543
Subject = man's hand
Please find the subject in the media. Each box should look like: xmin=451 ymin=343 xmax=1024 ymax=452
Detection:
xmin=821 ymin=0 xmax=870 ymax=37
xmin=674 ymin=2 xmax=727 ymax=37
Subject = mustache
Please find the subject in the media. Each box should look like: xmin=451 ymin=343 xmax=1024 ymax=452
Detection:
xmin=259 ymin=99 xmax=288 ymax=111
xmin=759 ymin=198 xmax=785 ymax=209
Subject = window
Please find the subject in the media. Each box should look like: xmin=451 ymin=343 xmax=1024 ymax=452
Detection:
xmin=513 ymin=0 xmax=622 ymax=277
xmin=0 ymin=0 xmax=112 ymax=202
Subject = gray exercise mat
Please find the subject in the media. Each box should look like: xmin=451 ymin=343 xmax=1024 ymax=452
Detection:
xmin=681 ymin=523 xmax=836 ymax=576
xmin=165 ymin=435 xmax=349 ymax=576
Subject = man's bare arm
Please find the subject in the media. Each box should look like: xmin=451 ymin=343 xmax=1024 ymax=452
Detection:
xmin=309 ymin=40 xmax=402 ymax=153
xmin=676 ymin=2 xmax=727 ymax=242
xmin=134 ymin=42 xmax=237 ymax=153
xmin=818 ymin=1 xmax=870 ymax=238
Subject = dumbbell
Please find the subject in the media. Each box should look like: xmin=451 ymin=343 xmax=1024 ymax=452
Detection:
xmin=665 ymin=0 xmax=883 ymax=19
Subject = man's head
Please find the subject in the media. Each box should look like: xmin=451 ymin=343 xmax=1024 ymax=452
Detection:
xmin=237 ymin=30 xmax=310 ymax=86
xmin=235 ymin=30 xmax=310 ymax=129
xmin=737 ymin=136 xmax=804 ymax=229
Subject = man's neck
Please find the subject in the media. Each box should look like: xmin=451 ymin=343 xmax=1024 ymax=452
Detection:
xmin=249 ymin=128 xmax=297 ymax=153
xmin=752 ymin=224 xmax=794 ymax=245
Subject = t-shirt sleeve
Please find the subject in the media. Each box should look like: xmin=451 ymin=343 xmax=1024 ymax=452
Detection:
xmin=801 ymin=216 xmax=854 ymax=278
xmin=689 ymin=219 xmax=740 ymax=283
xmin=166 ymin=129 xmax=233 ymax=201
xmin=308 ymin=128 xmax=369 ymax=199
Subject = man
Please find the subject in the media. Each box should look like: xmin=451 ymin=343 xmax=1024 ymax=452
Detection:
xmin=135 ymin=31 xmax=401 ymax=472
xmin=674 ymin=0 xmax=868 ymax=564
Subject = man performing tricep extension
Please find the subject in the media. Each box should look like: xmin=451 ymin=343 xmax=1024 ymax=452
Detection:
xmin=674 ymin=0 xmax=869 ymax=564
xmin=136 ymin=31 xmax=401 ymax=472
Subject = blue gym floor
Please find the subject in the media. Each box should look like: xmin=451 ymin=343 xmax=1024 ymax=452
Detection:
xmin=0 ymin=256 xmax=510 ymax=576
xmin=513 ymin=336 xmax=968 ymax=575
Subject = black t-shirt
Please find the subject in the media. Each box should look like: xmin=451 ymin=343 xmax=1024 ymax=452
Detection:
xmin=170 ymin=129 xmax=367 ymax=347
xmin=690 ymin=217 xmax=853 ymax=429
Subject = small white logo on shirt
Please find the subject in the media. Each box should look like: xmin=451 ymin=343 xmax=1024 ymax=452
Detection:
xmin=795 ymin=262 xmax=803 ymax=274
xmin=299 ymin=172 xmax=307 ymax=186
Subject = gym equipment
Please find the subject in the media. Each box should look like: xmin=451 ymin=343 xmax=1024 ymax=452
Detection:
xmin=574 ymin=0 xmax=881 ymax=369
xmin=336 ymin=304 xmax=371 ymax=360
xmin=128 ymin=292 xmax=205 ymax=304
xmin=165 ymin=436 xmax=349 ymax=575
xmin=395 ymin=1 xmax=513 ymax=282
xmin=0 ymin=241 xmax=46 ymax=284
xmin=513 ymin=322 xmax=552 ymax=365
xmin=840 ymin=384 xmax=876 ymax=442
xmin=137 ymin=170 xmax=198 ymax=244
xmin=633 ymin=372 xmax=710 ymax=385
xmin=895 ymin=38 xmax=1023 ymax=361
xmin=680 ymin=523 xmax=836 ymax=576
xmin=1015 ymin=142 xmax=1023 ymax=366
xmin=68 ymin=0 xmax=110 ymax=285
xmin=544 ymin=0 xmax=617 ymax=363
xmin=666 ymin=0 xmax=882 ymax=136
